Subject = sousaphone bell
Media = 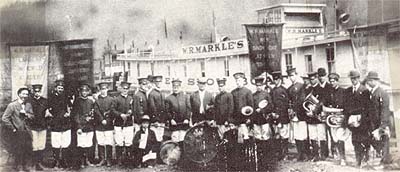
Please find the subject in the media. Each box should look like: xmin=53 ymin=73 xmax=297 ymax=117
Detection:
xmin=241 ymin=106 xmax=254 ymax=116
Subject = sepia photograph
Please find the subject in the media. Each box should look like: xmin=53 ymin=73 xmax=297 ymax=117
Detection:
xmin=0 ymin=0 xmax=400 ymax=171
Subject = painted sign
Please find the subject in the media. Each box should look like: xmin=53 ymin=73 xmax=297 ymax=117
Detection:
xmin=180 ymin=39 xmax=248 ymax=58
xmin=245 ymin=24 xmax=283 ymax=78
xmin=10 ymin=45 xmax=49 ymax=99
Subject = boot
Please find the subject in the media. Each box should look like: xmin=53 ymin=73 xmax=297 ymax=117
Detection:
xmin=311 ymin=140 xmax=320 ymax=162
xmin=338 ymin=141 xmax=346 ymax=161
xmin=97 ymin=146 xmax=106 ymax=166
xmin=331 ymin=141 xmax=338 ymax=158
xmin=52 ymin=148 xmax=61 ymax=169
xmin=320 ymin=141 xmax=328 ymax=160
xmin=85 ymin=147 xmax=94 ymax=167
xmin=106 ymin=145 xmax=113 ymax=167
xmin=21 ymin=155 xmax=30 ymax=172
xmin=34 ymin=151 xmax=44 ymax=171
xmin=281 ymin=139 xmax=289 ymax=160
xmin=116 ymin=146 xmax=123 ymax=166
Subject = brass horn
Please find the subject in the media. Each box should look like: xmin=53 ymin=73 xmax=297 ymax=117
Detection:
xmin=241 ymin=106 xmax=254 ymax=116
xmin=324 ymin=106 xmax=344 ymax=127
xmin=303 ymin=93 xmax=321 ymax=114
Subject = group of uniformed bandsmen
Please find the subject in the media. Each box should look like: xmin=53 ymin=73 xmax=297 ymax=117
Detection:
xmin=1 ymin=66 xmax=392 ymax=171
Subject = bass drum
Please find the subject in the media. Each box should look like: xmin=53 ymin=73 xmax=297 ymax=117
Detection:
xmin=159 ymin=140 xmax=182 ymax=165
xmin=183 ymin=124 xmax=219 ymax=164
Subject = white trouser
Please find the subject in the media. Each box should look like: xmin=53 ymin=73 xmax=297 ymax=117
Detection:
xmin=150 ymin=123 xmax=165 ymax=142
xmin=32 ymin=130 xmax=47 ymax=151
xmin=114 ymin=126 xmax=134 ymax=146
xmin=330 ymin=127 xmax=351 ymax=142
xmin=171 ymin=130 xmax=187 ymax=142
xmin=252 ymin=123 xmax=273 ymax=140
xmin=51 ymin=130 xmax=71 ymax=148
xmin=96 ymin=130 xmax=114 ymax=146
xmin=273 ymin=123 xmax=290 ymax=139
xmin=77 ymin=131 xmax=94 ymax=148
xmin=308 ymin=123 xmax=327 ymax=141
xmin=238 ymin=124 xmax=249 ymax=143
xmin=293 ymin=121 xmax=308 ymax=140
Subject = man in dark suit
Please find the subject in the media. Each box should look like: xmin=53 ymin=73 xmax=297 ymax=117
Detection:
xmin=327 ymin=73 xmax=350 ymax=165
xmin=343 ymin=70 xmax=371 ymax=167
xmin=27 ymin=84 xmax=49 ymax=171
xmin=287 ymin=68 xmax=309 ymax=161
xmin=316 ymin=68 xmax=332 ymax=159
xmin=365 ymin=71 xmax=392 ymax=165
xmin=148 ymin=75 xmax=167 ymax=142
xmin=190 ymin=77 xmax=215 ymax=125
xmin=132 ymin=115 xmax=158 ymax=168
xmin=214 ymin=78 xmax=234 ymax=139
xmin=2 ymin=87 xmax=33 ymax=171
xmin=270 ymin=71 xmax=290 ymax=160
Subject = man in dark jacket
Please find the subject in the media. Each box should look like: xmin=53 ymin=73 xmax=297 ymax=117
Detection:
xmin=190 ymin=77 xmax=214 ymax=125
xmin=27 ymin=84 xmax=49 ymax=171
xmin=365 ymin=71 xmax=392 ymax=165
xmin=2 ymin=87 xmax=33 ymax=171
xmin=48 ymin=79 xmax=73 ymax=169
xmin=287 ymin=68 xmax=309 ymax=161
xmin=148 ymin=75 xmax=167 ymax=142
xmin=214 ymin=78 xmax=234 ymax=139
xmin=71 ymin=83 xmax=96 ymax=168
xmin=132 ymin=115 xmax=158 ymax=168
xmin=343 ymin=70 xmax=371 ymax=167
xmin=165 ymin=79 xmax=191 ymax=143
xmin=94 ymin=82 xmax=115 ymax=167
xmin=133 ymin=78 xmax=150 ymax=130
xmin=270 ymin=71 xmax=290 ymax=160
xmin=112 ymin=81 xmax=135 ymax=166
xmin=327 ymin=73 xmax=350 ymax=166
xmin=317 ymin=68 xmax=332 ymax=159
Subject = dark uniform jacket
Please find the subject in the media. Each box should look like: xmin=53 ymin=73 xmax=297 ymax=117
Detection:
xmin=27 ymin=96 xmax=48 ymax=131
xmin=368 ymin=86 xmax=391 ymax=131
xmin=148 ymin=88 xmax=166 ymax=123
xmin=48 ymin=92 xmax=72 ymax=132
xmin=252 ymin=90 xmax=274 ymax=125
xmin=132 ymin=128 xmax=158 ymax=152
xmin=328 ymin=86 xmax=345 ymax=108
xmin=231 ymin=87 xmax=254 ymax=124
xmin=165 ymin=92 xmax=191 ymax=130
xmin=133 ymin=89 xmax=148 ymax=123
xmin=214 ymin=91 xmax=234 ymax=125
xmin=271 ymin=85 xmax=290 ymax=124
xmin=343 ymin=84 xmax=370 ymax=141
xmin=288 ymin=82 xmax=307 ymax=121
xmin=72 ymin=97 xmax=96 ymax=132
xmin=113 ymin=94 xmax=134 ymax=126
xmin=190 ymin=90 xmax=214 ymax=123
xmin=95 ymin=95 xmax=115 ymax=131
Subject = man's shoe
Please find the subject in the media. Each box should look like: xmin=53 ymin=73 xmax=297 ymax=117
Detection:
xmin=35 ymin=164 xmax=43 ymax=171
xmin=339 ymin=159 xmax=347 ymax=166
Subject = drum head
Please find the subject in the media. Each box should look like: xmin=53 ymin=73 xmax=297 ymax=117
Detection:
xmin=183 ymin=125 xmax=219 ymax=164
xmin=160 ymin=141 xmax=181 ymax=165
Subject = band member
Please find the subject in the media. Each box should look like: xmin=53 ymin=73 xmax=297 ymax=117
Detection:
xmin=94 ymin=82 xmax=115 ymax=167
xmin=343 ymin=70 xmax=370 ymax=167
xmin=165 ymin=79 xmax=191 ymax=143
xmin=214 ymin=78 xmax=234 ymax=139
xmin=132 ymin=115 xmax=158 ymax=168
xmin=251 ymin=76 xmax=274 ymax=169
xmin=2 ymin=87 xmax=33 ymax=171
xmin=317 ymin=68 xmax=332 ymax=159
xmin=190 ymin=77 xmax=215 ymax=125
xmin=112 ymin=81 xmax=135 ymax=166
xmin=133 ymin=78 xmax=150 ymax=127
xmin=71 ymin=83 xmax=96 ymax=168
xmin=270 ymin=71 xmax=290 ymax=160
xmin=231 ymin=72 xmax=254 ymax=143
xmin=365 ymin=71 xmax=392 ymax=165
xmin=48 ymin=79 xmax=73 ymax=168
xmin=148 ymin=75 xmax=167 ymax=142
xmin=26 ymin=84 xmax=49 ymax=171
xmin=327 ymin=73 xmax=349 ymax=165
xmin=287 ymin=68 xmax=309 ymax=161
xmin=305 ymin=72 xmax=327 ymax=161
xmin=222 ymin=118 xmax=240 ymax=171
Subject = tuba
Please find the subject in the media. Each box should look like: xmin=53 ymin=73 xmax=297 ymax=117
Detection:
xmin=324 ymin=106 xmax=344 ymax=127
xmin=303 ymin=93 xmax=322 ymax=119
xmin=241 ymin=106 xmax=254 ymax=116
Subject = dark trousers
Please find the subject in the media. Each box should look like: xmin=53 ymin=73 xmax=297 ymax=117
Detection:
xmin=353 ymin=140 xmax=370 ymax=166
xmin=371 ymin=135 xmax=391 ymax=164
xmin=13 ymin=131 xmax=32 ymax=168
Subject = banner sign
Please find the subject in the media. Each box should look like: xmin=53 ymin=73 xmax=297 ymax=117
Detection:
xmin=10 ymin=45 xmax=49 ymax=99
xmin=245 ymin=24 xmax=283 ymax=78
xmin=350 ymin=25 xmax=390 ymax=82
xmin=180 ymin=38 xmax=248 ymax=58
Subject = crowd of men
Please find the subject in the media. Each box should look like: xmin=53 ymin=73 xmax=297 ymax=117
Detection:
xmin=1 ymin=67 xmax=392 ymax=171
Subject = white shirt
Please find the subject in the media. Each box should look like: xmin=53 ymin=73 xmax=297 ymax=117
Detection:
xmin=320 ymin=81 xmax=327 ymax=88
xmin=199 ymin=90 xmax=205 ymax=114
xmin=353 ymin=82 xmax=360 ymax=93
xmin=139 ymin=128 xmax=148 ymax=149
